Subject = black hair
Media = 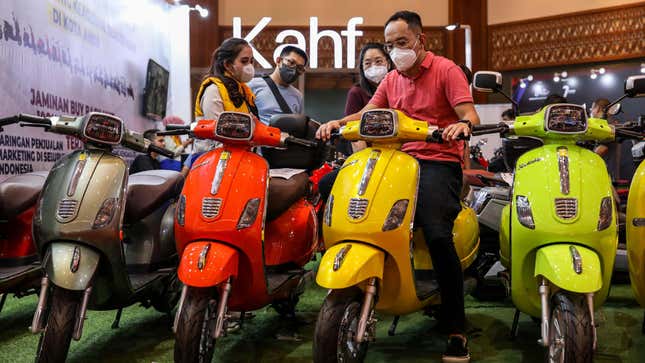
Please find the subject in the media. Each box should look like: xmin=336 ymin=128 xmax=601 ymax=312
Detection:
xmin=458 ymin=64 xmax=472 ymax=85
xmin=357 ymin=43 xmax=393 ymax=96
xmin=143 ymin=129 xmax=159 ymax=141
xmin=501 ymin=108 xmax=515 ymax=120
xmin=280 ymin=45 xmax=308 ymax=66
xmin=385 ymin=10 xmax=423 ymax=32
xmin=205 ymin=37 xmax=258 ymax=116
xmin=540 ymin=94 xmax=567 ymax=109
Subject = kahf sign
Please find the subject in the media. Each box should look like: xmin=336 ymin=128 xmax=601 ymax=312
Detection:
xmin=233 ymin=17 xmax=364 ymax=69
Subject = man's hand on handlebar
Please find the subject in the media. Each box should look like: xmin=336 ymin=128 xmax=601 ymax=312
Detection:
xmin=316 ymin=121 xmax=341 ymax=141
xmin=442 ymin=122 xmax=471 ymax=141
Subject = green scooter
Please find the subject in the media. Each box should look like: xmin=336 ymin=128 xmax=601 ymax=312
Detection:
xmin=471 ymin=72 xmax=645 ymax=362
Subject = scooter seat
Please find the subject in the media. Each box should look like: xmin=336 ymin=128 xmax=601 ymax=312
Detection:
xmin=0 ymin=171 xmax=48 ymax=219
xmin=124 ymin=170 xmax=183 ymax=222
xmin=266 ymin=172 xmax=309 ymax=221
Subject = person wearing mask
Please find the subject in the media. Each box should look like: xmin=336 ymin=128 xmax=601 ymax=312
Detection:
xmin=161 ymin=115 xmax=193 ymax=157
xmin=181 ymin=37 xmax=259 ymax=177
xmin=130 ymin=129 xmax=164 ymax=174
xmin=316 ymin=10 xmax=480 ymax=362
xmin=248 ymin=45 xmax=307 ymax=124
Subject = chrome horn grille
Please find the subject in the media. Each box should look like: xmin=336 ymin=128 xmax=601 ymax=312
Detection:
xmin=555 ymin=198 xmax=577 ymax=219
xmin=202 ymin=198 xmax=222 ymax=218
xmin=56 ymin=199 xmax=79 ymax=222
xmin=348 ymin=198 xmax=369 ymax=219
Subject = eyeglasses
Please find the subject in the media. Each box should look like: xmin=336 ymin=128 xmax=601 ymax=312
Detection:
xmin=282 ymin=57 xmax=306 ymax=73
xmin=384 ymin=35 xmax=419 ymax=53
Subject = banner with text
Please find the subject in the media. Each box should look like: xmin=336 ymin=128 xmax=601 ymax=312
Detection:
xmin=0 ymin=0 xmax=175 ymax=177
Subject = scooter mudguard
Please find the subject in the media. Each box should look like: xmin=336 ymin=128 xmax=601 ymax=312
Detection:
xmin=178 ymin=241 xmax=238 ymax=288
xmin=627 ymin=161 xmax=645 ymax=306
xmin=44 ymin=242 xmax=100 ymax=291
xmin=534 ymin=244 xmax=602 ymax=293
xmin=316 ymin=242 xmax=384 ymax=289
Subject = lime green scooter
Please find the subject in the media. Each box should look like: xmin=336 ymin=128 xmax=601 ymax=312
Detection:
xmin=471 ymin=71 xmax=645 ymax=362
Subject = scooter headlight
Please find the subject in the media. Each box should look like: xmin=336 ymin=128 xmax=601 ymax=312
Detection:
xmin=92 ymin=198 xmax=118 ymax=229
xmin=324 ymin=195 xmax=333 ymax=226
xmin=237 ymin=198 xmax=261 ymax=229
xmin=382 ymin=199 xmax=409 ymax=231
xmin=597 ymin=196 xmax=613 ymax=231
xmin=177 ymin=195 xmax=186 ymax=226
xmin=515 ymin=195 xmax=535 ymax=229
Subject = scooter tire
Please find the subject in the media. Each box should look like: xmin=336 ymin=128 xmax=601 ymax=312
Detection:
xmin=545 ymin=292 xmax=593 ymax=363
xmin=35 ymin=287 xmax=81 ymax=363
xmin=174 ymin=287 xmax=217 ymax=363
xmin=313 ymin=287 xmax=368 ymax=363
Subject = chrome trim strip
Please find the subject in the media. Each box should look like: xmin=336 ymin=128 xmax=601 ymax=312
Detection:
xmin=211 ymin=152 xmax=230 ymax=195
xmin=358 ymin=150 xmax=380 ymax=196
xmin=557 ymin=147 xmax=570 ymax=195
xmin=570 ymin=246 xmax=583 ymax=274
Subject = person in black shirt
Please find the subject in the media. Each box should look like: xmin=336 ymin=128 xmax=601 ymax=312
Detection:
xmin=129 ymin=129 xmax=165 ymax=174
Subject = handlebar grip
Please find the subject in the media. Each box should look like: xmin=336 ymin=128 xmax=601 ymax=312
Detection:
xmin=426 ymin=129 xmax=470 ymax=143
xmin=0 ymin=116 xmax=18 ymax=127
xmin=17 ymin=113 xmax=51 ymax=125
xmin=165 ymin=124 xmax=190 ymax=131
xmin=158 ymin=130 xmax=189 ymax=136
xmin=149 ymin=144 xmax=175 ymax=158
xmin=286 ymin=136 xmax=319 ymax=148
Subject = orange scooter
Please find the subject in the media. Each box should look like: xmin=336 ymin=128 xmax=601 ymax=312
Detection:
xmin=164 ymin=112 xmax=327 ymax=362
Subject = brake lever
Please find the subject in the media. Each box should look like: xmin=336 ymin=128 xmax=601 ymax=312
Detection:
xmin=19 ymin=122 xmax=50 ymax=129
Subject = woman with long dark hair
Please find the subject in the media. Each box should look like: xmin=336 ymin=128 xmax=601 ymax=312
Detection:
xmin=337 ymin=43 xmax=393 ymax=155
xmin=182 ymin=37 xmax=258 ymax=176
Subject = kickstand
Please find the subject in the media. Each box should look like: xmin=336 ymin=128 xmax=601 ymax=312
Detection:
xmin=111 ymin=308 xmax=123 ymax=329
xmin=510 ymin=309 xmax=520 ymax=340
xmin=0 ymin=293 xmax=6 ymax=314
xmin=388 ymin=316 xmax=400 ymax=336
xmin=240 ymin=311 xmax=246 ymax=329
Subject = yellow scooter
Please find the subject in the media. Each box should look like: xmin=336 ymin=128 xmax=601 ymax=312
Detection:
xmin=312 ymin=109 xmax=479 ymax=362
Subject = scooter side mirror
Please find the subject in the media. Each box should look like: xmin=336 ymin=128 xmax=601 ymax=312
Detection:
xmin=625 ymin=75 xmax=645 ymax=98
xmin=473 ymin=71 xmax=503 ymax=93
xmin=606 ymin=103 xmax=621 ymax=116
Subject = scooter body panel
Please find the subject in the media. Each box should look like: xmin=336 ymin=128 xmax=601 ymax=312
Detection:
xmin=45 ymin=242 xmax=100 ymax=291
xmin=178 ymin=241 xmax=238 ymax=287
xmin=534 ymin=244 xmax=602 ymax=293
xmin=627 ymin=160 xmax=645 ymax=306
xmin=499 ymin=204 xmax=511 ymax=268
xmin=322 ymin=147 xmax=479 ymax=315
xmin=316 ymin=242 xmax=384 ymax=289
xmin=33 ymin=149 xmax=138 ymax=305
xmin=509 ymin=144 xmax=616 ymax=317
xmin=0 ymin=206 xmax=37 ymax=260
xmin=264 ymin=198 xmax=318 ymax=267
xmin=176 ymin=147 xmax=272 ymax=310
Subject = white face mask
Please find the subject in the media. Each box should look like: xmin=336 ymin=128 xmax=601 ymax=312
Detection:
xmin=237 ymin=64 xmax=255 ymax=83
xmin=364 ymin=65 xmax=388 ymax=84
xmin=389 ymin=39 xmax=418 ymax=71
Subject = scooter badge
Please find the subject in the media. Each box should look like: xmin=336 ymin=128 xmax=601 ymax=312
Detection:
xmin=198 ymin=243 xmax=211 ymax=271
xmin=70 ymin=246 xmax=81 ymax=273
xmin=333 ymin=244 xmax=352 ymax=271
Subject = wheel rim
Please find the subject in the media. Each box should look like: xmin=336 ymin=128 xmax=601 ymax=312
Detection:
xmin=336 ymin=302 xmax=368 ymax=363
xmin=548 ymin=309 xmax=565 ymax=363
xmin=198 ymin=298 xmax=217 ymax=363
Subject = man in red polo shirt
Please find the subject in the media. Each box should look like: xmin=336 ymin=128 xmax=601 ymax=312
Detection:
xmin=317 ymin=10 xmax=480 ymax=362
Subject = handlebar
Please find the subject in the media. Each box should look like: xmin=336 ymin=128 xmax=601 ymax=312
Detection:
xmin=158 ymin=130 xmax=189 ymax=136
xmin=471 ymin=123 xmax=510 ymax=137
xmin=285 ymin=136 xmax=319 ymax=149
xmin=426 ymin=129 xmax=470 ymax=143
xmin=0 ymin=113 xmax=51 ymax=128
xmin=165 ymin=124 xmax=191 ymax=131
xmin=149 ymin=144 xmax=175 ymax=158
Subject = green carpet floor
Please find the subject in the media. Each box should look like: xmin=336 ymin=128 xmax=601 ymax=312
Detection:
xmin=1 ymin=283 xmax=644 ymax=362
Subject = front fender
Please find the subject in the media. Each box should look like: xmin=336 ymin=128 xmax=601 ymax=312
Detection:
xmin=178 ymin=242 xmax=238 ymax=287
xmin=316 ymin=243 xmax=384 ymax=289
xmin=45 ymin=242 xmax=100 ymax=291
xmin=535 ymin=244 xmax=602 ymax=293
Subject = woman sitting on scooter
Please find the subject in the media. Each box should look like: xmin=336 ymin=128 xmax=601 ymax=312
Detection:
xmin=181 ymin=37 xmax=259 ymax=177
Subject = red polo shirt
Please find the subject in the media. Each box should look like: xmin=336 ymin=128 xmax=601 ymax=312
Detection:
xmin=369 ymin=51 xmax=473 ymax=163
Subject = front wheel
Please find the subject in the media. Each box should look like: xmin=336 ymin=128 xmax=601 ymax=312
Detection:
xmin=313 ymin=287 xmax=369 ymax=363
xmin=546 ymin=292 xmax=593 ymax=363
xmin=174 ymin=287 xmax=218 ymax=363
xmin=35 ymin=287 xmax=82 ymax=363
